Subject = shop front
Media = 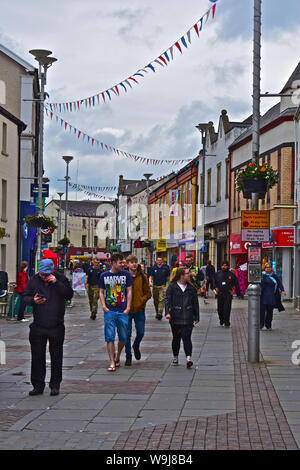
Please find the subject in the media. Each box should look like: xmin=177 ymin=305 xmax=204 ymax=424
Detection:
xmin=262 ymin=227 xmax=294 ymax=298
xmin=229 ymin=234 xmax=251 ymax=269
xmin=214 ymin=222 xmax=228 ymax=269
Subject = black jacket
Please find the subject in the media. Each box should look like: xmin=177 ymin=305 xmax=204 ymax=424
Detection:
xmin=206 ymin=264 xmax=215 ymax=281
xmin=213 ymin=269 xmax=241 ymax=296
xmin=165 ymin=282 xmax=199 ymax=325
xmin=23 ymin=271 xmax=73 ymax=329
xmin=261 ymin=273 xmax=285 ymax=311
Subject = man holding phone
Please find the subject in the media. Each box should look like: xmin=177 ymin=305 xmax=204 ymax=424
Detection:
xmin=23 ymin=259 xmax=73 ymax=396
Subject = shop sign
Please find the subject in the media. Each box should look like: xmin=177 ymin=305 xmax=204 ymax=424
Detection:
xmin=230 ymin=234 xmax=251 ymax=254
xmin=241 ymin=210 xmax=270 ymax=229
xmin=156 ymin=238 xmax=167 ymax=252
xmin=262 ymin=228 xmax=295 ymax=248
xmin=241 ymin=229 xmax=270 ymax=242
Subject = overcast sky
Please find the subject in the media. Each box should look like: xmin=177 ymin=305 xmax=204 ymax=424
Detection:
xmin=1 ymin=0 xmax=299 ymax=201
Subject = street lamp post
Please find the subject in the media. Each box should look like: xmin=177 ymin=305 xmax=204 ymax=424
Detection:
xmin=144 ymin=173 xmax=153 ymax=267
xmin=57 ymin=192 xmax=64 ymax=244
xmin=29 ymin=49 xmax=57 ymax=271
xmin=247 ymin=0 xmax=262 ymax=364
xmin=62 ymin=156 xmax=73 ymax=271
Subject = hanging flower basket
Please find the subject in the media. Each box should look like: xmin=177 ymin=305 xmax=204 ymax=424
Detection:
xmin=0 ymin=227 xmax=5 ymax=239
xmin=58 ymin=237 xmax=70 ymax=246
xmin=241 ymin=178 xmax=268 ymax=199
xmin=25 ymin=214 xmax=57 ymax=230
xmin=236 ymin=163 xmax=279 ymax=199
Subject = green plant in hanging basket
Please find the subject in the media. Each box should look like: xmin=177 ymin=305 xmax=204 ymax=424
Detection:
xmin=0 ymin=227 xmax=5 ymax=238
xmin=58 ymin=237 xmax=70 ymax=246
xmin=235 ymin=162 xmax=279 ymax=193
xmin=25 ymin=214 xmax=57 ymax=230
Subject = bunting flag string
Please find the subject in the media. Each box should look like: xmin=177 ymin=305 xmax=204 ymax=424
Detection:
xmin=69 ymin=183 xmax=117 ymax=201
xmin=44 ymin=105 xmax=193 ymax=166
xmin=46 ymin=1 xmax=218 ymax=111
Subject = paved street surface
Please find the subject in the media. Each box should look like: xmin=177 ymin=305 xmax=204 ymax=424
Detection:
xmin=0 ymin=292 xmax=299 ymax=450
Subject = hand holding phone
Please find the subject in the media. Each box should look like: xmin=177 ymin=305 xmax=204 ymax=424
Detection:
xmin=34 ymin=293 xmax=46 ymax=304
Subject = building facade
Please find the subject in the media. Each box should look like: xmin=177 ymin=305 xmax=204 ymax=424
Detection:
xmin=229 ymin=64 xmax=299 ymax=297
xmin=0 ymin=44 xmax=39 ymax=275
xmin=196 ymin=111 xmax=251 ymax=269
xmin=149 ymin=159 xmax=198 ymax=267
xmin=0 ymin=106 xmax=26 ymax=281
xmin=45 ymin=199 xmax=116 ymax=261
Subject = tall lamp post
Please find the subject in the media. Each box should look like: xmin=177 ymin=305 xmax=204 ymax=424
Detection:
xmin=62 ymin=156 xmax=73 ymax=271
xmin=144 ymin=173 xmax=153 ymax=267
xmin=57 ymin=192 xmax=64 ymax=244
xmin=29 ymin=49 xmax=57 ymax=270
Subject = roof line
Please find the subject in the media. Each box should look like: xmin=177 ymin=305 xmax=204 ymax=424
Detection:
xmin=0 ymin=43 xmax=35 ymax=71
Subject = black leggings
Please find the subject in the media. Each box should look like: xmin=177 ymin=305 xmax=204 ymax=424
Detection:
xmin=170 ymin=324 xmax=193 ymax=357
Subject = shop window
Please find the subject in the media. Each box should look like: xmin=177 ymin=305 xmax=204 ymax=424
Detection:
xmin=82 ymin=219 xmax=86 ymax=229
xmin=82 ymin=235 xmax=87 ymax=247
xmin=94 ymin=236 xmax=98 ymax=247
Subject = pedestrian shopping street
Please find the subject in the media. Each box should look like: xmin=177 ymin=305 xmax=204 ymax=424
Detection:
xmin=0 ymin=294 xmax=299 ymax=450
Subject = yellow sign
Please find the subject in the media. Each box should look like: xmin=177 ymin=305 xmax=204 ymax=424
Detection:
xmin=156 ymin=238 xmax=167 ymax=252
xmin=241 ymin=211 xmax=270 ymax=230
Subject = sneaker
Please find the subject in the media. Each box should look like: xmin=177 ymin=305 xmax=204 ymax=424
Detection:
xmin=220 ymin=321 xmax=224 ymax=326
xmin=172 ymin=357 xmax=178 ymax=366
xmin=125 ymin=356 xmax=132 ymax=366
xmin=50 ymin=388 xmax=60 ymax=396
xmin=133 ymin=345 xmax=141 ymax=361
xmin=266 ymin=327 xmax=272 ymax=330
xmin=90 ymin=312 xmax=97 ymax=320
xmin=224 ymin=325 xmax=231 ymax=329
xmin=186 ymin=358 xmax=193 ymax=368
xmin=18 ymin=319 xmax=29 ymax=322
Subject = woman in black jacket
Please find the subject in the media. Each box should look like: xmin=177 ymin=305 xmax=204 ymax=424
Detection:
xmin=260 ymin=263 xmax=286 ymax=330
xmin=165 ymin=268 xmax=199 ymax=368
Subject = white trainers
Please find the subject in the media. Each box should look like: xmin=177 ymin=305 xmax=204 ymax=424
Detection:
xmin=172 ymin=357 xmax=179 ymax=366
xmin=18 ymin=319 xmax=29 ymax=322
xmin=186 ymin=357 xmax=193 ymax=368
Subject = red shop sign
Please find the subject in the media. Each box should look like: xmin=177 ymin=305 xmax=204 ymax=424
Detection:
xmin=230 ymin=234 xmax=251 ymax=254
xmin=262 ymin=228 xmax=294 ymax=248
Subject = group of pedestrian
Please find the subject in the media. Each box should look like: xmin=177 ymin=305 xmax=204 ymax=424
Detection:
xmin=18 ymin=251 xmax=286 ymax=397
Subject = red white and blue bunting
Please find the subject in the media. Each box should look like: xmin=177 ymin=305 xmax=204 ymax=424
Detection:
xmin=46 ymin=1 xmax=218 ymax=112
xmin=44 ymin=106 xmax=194 ymax=166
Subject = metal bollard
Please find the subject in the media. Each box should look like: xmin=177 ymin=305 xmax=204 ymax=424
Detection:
xmin=247 ymin=283 xmax=261 ymax=363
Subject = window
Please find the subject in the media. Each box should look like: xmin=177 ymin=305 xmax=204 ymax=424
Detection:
xmin=188 ymin=181 xmax=192 ymax=220
xmin=94 ymin=219 xmax=98 ymax=228
xmin=2 ymin=122 xmax=7 ymax=155
xmin=82 ymin=219 xmax=86 ymax=229
xmin=94 ymin=236 xmax=98 ymax=247
xmin=225 ymin=159 xmax=230 ymax=199
xmin=216 ymin=164 xmax=221 ymax=202
xmin=82 ymin=235 xmax=87 ymax=247
xmin=200 ymin=174 xmax=204 ymax=204
xmin=182 ymin=185 xmax=186 ymax=221
xmin=207 ymin=169 xmax=211 ymax=206
xmin=1 ymin=179 xmax=7 ymax=221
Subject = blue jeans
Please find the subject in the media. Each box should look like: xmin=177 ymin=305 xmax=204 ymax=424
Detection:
xmin=104 ymin=310 xmax=129 ymax=343
xmin=125 ymin=311 xmax=145 ymax=357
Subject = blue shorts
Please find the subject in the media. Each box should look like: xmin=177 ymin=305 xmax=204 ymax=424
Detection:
xmin=104 ymin=310 xmax=129 ymax=343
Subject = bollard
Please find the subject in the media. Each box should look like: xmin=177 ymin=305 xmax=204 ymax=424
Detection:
xmin=247 ymin=283 xmax=261 ymax=363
